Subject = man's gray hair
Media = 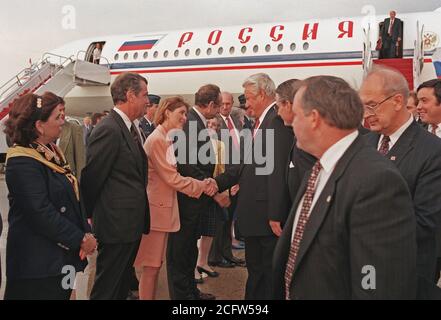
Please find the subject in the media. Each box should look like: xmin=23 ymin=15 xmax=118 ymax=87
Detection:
xmin=365 ymin=66 xmax=410 ymax=104
xmin=300 ymin=76 xmax=364 ymax=130
xmin=242 ymin=73 xmax=276 ymax=98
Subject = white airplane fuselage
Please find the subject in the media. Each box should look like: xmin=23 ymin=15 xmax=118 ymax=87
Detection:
xmin=43 ymin=10 xmax=441 ymax=116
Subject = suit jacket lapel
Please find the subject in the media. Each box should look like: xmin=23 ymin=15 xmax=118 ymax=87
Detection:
xmin=110 ymin=110 xmax=144 ymax=174
xmin=387 ymin=121 xmax=417 ymax=166
xmin=292 ymin=136 xmax=365 ymax=277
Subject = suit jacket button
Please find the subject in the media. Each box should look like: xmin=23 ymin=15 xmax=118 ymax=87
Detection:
xmin=60 ymin=206 xmax=66 ymax=213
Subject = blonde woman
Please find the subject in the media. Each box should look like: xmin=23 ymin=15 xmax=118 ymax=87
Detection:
xmin=134 ymin=96 xmax=216 ymax=300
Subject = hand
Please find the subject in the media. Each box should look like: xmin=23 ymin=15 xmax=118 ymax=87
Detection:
xmin=213 ymin=192 xmax=231 ymax=208
xmin=80 ymin=233 xmax=97 ymax=256
xmin=230 ymin=184 xmax=240 ymax=196
xmin=269 ymin=220 xmax=283 ymax=237
xmin=203 ymin=178 xmax=218 ymax=197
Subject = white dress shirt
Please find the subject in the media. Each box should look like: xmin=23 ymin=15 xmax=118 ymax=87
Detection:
xmin=193 ymin=106 xmax=208 ymax=127
xmin=254 ymin=103 xmax=275 ymax=130
xmin=428 ymin=123 xmax=441 ymax=138
xmin=220 ymin=114 xmax=241 ymax=144
xmin=377 ymin=114 xmax=413 ymax=150
xmin=291 ymin=130 xmax=359 ymax=242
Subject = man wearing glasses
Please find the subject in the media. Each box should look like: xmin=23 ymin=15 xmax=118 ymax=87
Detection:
xmin=360 ymin=67 xmax=441 ymax=299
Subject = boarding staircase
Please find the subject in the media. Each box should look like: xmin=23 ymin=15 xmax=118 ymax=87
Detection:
xmin=0 ymin=53 xmax=110 ymax=123
xmin=0 ymin=52 xmax=111 ymax=160
xmin=363 ymin=21 xmax=425 ymax=91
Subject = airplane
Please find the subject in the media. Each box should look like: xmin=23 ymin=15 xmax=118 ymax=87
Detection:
xmin=0 ymin=8 xmax=441 ymax=157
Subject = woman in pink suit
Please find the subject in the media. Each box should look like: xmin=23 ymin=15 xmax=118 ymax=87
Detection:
xmin=134 ymin=96 xmax=216 ymax=300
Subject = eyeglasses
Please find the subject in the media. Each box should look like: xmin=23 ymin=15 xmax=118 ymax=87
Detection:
xmin=363 ymin=93 xmax=397 ymax=115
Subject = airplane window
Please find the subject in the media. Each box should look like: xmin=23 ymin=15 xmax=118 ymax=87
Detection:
xmin=153 ymin=51 xmax=159 ymax=58
xmin=241 ymin=46 xmax=247 ymax=54
xmin=218 ymin=47 xmax=224 ymax=55
xmin=265 ymin=44 xmax=271 ymax=53
xmin=278 ymin=44 xmax=284 ymax=52
xmin=303 ymin=42 xmax=309 ymax=50
xmin=164 ymin=50 xmax=169 ymax=58
xmin=207 ymin=48 xmax=212 ymax=56
xmin=133 ymin=52 xmax=138 ymax=60
xmin=253 ymin=45 xmax=259 ymax=53
xmin=114 ymin=53 xmax=119 ymax=61
xmin=185 ymin=49 xmax=190 ymax=57
xmin=174 ymin=50 xmax=179 ymax=57
xmin=124 ymin=53 xmax=129 ymax=60
xmin=196 ymin=48 xmax=201 ymax=56
xmin=290 ymin=43 xmax=296 ymax=51
xmin=143 ymin=52 xmax=148 ymax=59
xmin=229 ymin=46 xmax=235 ymax=54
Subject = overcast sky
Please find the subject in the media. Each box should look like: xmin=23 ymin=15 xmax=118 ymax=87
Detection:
xmin=1 ymin=0 xmax=440 ymax=84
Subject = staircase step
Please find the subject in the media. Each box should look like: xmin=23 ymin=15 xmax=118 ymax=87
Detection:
xmin=373 ymin=59 xmax=414 ymax=90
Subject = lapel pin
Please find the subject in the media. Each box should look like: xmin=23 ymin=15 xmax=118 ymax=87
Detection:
xmin=390 ymin=156 xmax=396 ymax=161
xmin=326 ymin=195 xmax=332 ymax=203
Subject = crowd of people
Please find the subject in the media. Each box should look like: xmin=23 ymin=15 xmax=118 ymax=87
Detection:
xmin=1 ymin=64 xmax=441 ymax=300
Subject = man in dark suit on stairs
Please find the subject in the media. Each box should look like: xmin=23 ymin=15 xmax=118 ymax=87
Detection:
xmin=380 ymin=10 xmax=403 ymax=59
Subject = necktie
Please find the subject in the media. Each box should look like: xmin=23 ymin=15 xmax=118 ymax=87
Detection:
xmin=388 ymin=19 xmax=394 ymax=36
xmin=253 ymin=119 xmax=260 ymax=138
xmin=431 ymin=124 xmax=438 ymax=136
xmin=378 ymin=135 xmax=390 ymax=156
xmin=284 ymin=161 xmax=322 ymax=300
xmin=226 ymin=116 xmax=240 ymax=148
xmin=130 ymin=124 xmax=144 ymax=154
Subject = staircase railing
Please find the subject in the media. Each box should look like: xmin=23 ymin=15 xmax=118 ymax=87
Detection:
xmin=413 ymin=21 xmax=425 ymax=90
xmin=362 ymin=24 xmax=373 ymax=77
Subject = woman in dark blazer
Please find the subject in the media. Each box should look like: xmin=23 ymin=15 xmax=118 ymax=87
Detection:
xmin=3 ymin=92 xmax=97 ymax=300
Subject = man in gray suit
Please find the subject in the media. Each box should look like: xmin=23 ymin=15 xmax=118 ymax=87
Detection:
xmin=58 ymin=106 xmax=85 ymax=180
xmin=273 ymin=75 xmax=416 ymax=299
xmin=81 ymin=72 xmax=150 ymax=300
xmin=361 ymin=67 xmax=441 ymax=298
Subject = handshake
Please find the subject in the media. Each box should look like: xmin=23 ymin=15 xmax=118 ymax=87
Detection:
xmin=203 ymin=178 xmax=219 ymax=197
xmin=79 ymin=233 xmax=98 ymax=260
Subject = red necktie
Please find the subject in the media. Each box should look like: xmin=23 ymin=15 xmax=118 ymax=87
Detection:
xmin=226 ymin=116 xmax=239 ymax=149
xmin=284 ymin=161 xmax=322 ymax=299
xmin=431 ymin=124 xmax=438 ymax=136
xmin=388 ymin=19 xmax=394 ymax=36
xmin=378 ymin=135 xmax=390 ymax=156
xmin=253 ymin=119 xmax=260 ymax=138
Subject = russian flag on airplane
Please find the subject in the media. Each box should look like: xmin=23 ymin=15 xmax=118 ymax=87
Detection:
xmin=118 ymin=39 xmax=159 ymax=51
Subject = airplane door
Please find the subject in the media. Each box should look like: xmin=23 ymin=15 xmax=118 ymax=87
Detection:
xmin=85 ymin=42 xmax=105 ymax=64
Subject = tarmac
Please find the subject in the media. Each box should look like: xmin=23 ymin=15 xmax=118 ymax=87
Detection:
xmin=0 ymin=173 xmax=247 ymax=300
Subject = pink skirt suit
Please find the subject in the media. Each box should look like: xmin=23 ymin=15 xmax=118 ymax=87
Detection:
xmin=134 ymin=125 xmax=205 ymax=268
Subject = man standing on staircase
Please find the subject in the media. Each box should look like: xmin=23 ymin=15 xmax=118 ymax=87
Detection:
xmin=380 ymin=11 xmax=403 ymax=59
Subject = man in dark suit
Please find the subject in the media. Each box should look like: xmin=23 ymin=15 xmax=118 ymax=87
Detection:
xmin=139 ymin=94 xmax=160 ymax=139
xmin=380 ymin=10 xmax=403 ymax=59
xmin=167 ymin=84 xmax=222 ymax=300
xmin=238 ymin=94 xmax=254 ymax=130
xmin=216 ymin=73 xmax=294 ymax=300
xmin=416 ymin=79 xmax=441 ymax=284
xmin=361 ymin=68 xmax=441 ymax=299
xmin=82 ymin=116 xmax=92 ymax=145
xmin=81 ymin=72 xmax=150 ymax=300
xmin=273 ymin=75 xmax=417 ymax=299
xmin=209 ymin=91 xmax=245 ymax=268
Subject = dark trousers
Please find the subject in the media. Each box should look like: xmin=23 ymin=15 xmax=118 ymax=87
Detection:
xmin=209 ymin=207 xmax=234 ymax=263
xmin=90 ymin=241 xmax=140 ymax=300
xmin=244 ymin=235 xmax=278 ymax=300
xmin=381 ymin=36 xmax=398 ymax=59
xmin=167 ymin=217 xmax=200 ymax=300
xmin=5 ymin=275 xmax=71 ymax=300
